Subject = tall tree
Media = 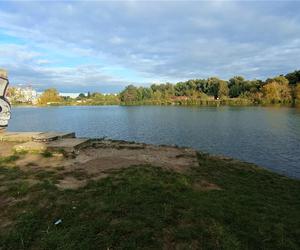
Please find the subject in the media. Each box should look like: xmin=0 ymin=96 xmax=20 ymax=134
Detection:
xmin=38 ymin=88 xmax=61 ymax=105
xmin=119 ymin=85 xmax=140 ymax=103
xmin=228 ymin=76 xmax=248 ymax=97
xmin=206 ymin=77 xmax=228 ymax=99
xmin=294 ymin=83 xmax=300 ymax=102
xmin=218 ymin=80 xmax=229 ymax=98
xmin=262 ymin=76 xmax=292 ymax=103
xmin=285 ymin=70 xmax=300 ymax=85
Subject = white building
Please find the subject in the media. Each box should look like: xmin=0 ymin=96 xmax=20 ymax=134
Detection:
xmin=9 ymin=86 xmax=38 ymax=104
xmin=59 ymin=92 xmax=84 ymax=98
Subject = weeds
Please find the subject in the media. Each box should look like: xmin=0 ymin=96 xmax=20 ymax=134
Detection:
xmin=0 ymin=156 xmax=299 ymax=249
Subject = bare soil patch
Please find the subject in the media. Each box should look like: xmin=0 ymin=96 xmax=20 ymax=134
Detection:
xmin=1 ymin=139 xmax=199 ymax=190
xmin=55 ymin=176 xmax=87 ymax=190
xmin=0 ymin=142 xmax=18 ymax=157
xmin=192 ymin=180 xmax=222 ymax=191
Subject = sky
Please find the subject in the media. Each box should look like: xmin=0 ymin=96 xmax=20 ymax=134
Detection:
xmin=0 ymin=0 xmax=300 ymax=93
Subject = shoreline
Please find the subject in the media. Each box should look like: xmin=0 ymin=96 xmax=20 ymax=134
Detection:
xmin=11 ymin=102 xmax=300 ymax=108
xmin=0 ymin=136 xmax=297 ymax=181
xmin=0 ymin=136 xmax=298 ymax=182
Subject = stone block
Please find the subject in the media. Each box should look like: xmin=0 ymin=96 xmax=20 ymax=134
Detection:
xmin=33 ymin=132 xmax=75 ymax=142
xmin=0 ymin=132 xmax=43 ymax=142
xmin=47 ymin=138 xmax=90 ymax=152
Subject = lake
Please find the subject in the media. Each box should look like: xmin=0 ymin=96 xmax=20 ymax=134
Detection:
xmin=8 ymin=106 xmax=300 ymax=178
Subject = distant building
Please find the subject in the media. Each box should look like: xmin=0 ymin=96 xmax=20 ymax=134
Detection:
xmin=102 ymin=93 xmax=118 ymax=96
xmin=7 ymin=86 xmax=38 ymax=104
xmin=59 ymin=93 xmax=85 ymax=98
xmin=21 ymin=87 xmax=38 ymax=102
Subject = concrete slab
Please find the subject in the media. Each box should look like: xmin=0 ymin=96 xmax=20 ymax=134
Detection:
xmin=13 ymin=138 xmax=90 ymax=153
xmin=0 ymin=132 xmax=43 ymax=142
xmin=33 ymin=132 xmax=75 ymax=142
xmin=0 ymin=131 xmax=76 ymax=142
xmin=47 ymin=138 xmax=90 ymax=152
xmin=4 ymin=131 xmax=89 ymax=154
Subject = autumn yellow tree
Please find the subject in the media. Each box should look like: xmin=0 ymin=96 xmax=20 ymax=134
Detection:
xmin=262 ymin=76 xmax=292 ymax=103
xmin=218 ymin=80 xmax=229 ymax=98
xmin=295 ymin=83 xmax=300 ymax=103
xmin=38 ymin=88 xmax=62 ymax=105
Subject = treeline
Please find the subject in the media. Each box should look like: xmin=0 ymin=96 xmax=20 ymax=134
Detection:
xmin=32 ymin=70 xmax=300 ymax=106
xmin=37 ymin=89 xmax=119 ymax=105
xmin=119 ymin=70 xmax=300 ymax=106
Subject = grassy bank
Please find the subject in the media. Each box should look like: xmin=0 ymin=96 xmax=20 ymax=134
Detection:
xmin=0 ymin=152 xmax=299 ymax=249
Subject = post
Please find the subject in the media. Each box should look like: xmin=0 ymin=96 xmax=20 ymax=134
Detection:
xmin=0 ymin=69 xmax=11 ymax=132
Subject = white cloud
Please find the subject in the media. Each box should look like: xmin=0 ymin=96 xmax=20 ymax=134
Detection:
xmin=0 ymin=1 xmax=299 ymax=92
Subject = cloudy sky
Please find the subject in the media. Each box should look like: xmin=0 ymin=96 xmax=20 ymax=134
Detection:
xmin=0 ymin=1 xmax=300 ymax=93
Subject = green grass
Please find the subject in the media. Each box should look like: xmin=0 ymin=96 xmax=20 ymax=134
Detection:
xmin=0 ymin=154 xmax=299 ymax=249
xmin=41 ymin=151 xmax=53 ymax=158
xmin=0 ymin=155 xmax=20 ymax=165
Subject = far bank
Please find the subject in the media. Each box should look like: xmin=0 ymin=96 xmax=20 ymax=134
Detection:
xmin=7 ymin=70 xmax=300 ymax=107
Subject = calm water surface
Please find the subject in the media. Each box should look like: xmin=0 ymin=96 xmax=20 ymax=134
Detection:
xmin=8 ymin=106 xmax=300 ymax=178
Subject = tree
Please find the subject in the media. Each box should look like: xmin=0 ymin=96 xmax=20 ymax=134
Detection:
xmin=174 ymin=82 xmax=187 ymax=96
xmin=285 ymin=70 xmax=300 ymax=85
xmin=206 ymin=77 xmax=228 ymax=99
xmin=119 ymin=85 xmax=140 ymax=103
xmin=266 ymin=76 xmax=289 ymax=85
xmin=218 ymin=80 xmax=229 ymax=98
xmin=78 ymin=93 xmax=86 ymax=99
xmin=195 ymin=79 xmax=208 ymax=93
xmin=206 ymin=78 xmax=219 ymax=98
xmin=228 ymin=76 xmax=248 ymax=97
xmin=38 ymin=88 xmax=62 ymax=105
xmin=141 ymin=87 xmax=153 ymax=100
xmin=91 ymin=92 xmax=104 ymax=101
xmin=247 ymin=80 xmax=263 ymax=92
xmin=294 ymin=83 xmax=300 ymax=102
xmin=262 ymin=76 xmax=292 ymax=103
xmin=163 ymin=83 xmax=175 ymax=98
